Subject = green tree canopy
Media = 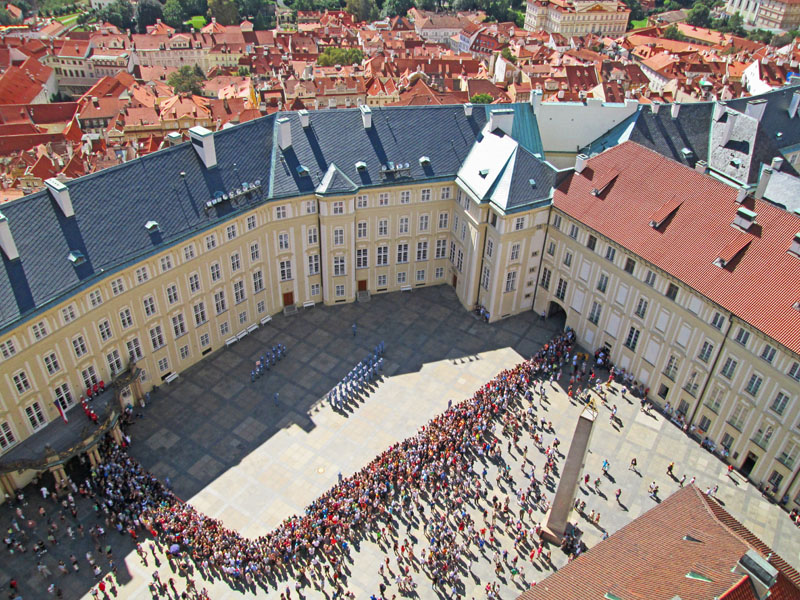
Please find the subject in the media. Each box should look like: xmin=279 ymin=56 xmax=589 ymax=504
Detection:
xmin=162 ymin=0 xmax=185 ymax=27
xmin=686 ymin=2 xmax=710 ymax=27
xmin=180 ymin=0 xmax=207 ymax=18
xmin=168 ymin=64 xmax=206 ymax=94
xmin=136 ymin=0 xmax=164 ymax=32
xmin=99 ymin=0 xmax=134 ymax=30
xmin=662 ymin=23 xmax=686 ymax=39
xmin=470 ymin=93 xmax=493 ymax=104
xmin=207 ymin=0 xmax=239 ymax=25
xmin=345 ymin=0 xmax=377 ymax=21
xmin=317 ymin=46 xmax=364 ymax=66
xmin=380 ymin=0 xmax=413 ymax=18
xmin=500 ymin=47 xmax=516 ymax=63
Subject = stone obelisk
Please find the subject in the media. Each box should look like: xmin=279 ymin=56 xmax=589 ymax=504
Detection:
xmin=541 ymin=405 xmax=597 ymax=544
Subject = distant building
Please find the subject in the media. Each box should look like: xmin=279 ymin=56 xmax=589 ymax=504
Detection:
xmin=524 ymin=0 xmax=630 ymax=37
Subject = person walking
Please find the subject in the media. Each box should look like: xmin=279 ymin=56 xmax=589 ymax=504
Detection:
xmin=273 ymin=392 xmax=279 ymax=406
xmin=352 ymin=323 xmax=357 ymax=337
xmin=629 ymin=457 xmax=637 ymax=472
xmin=615 ymin=488 xmax=622 ymax=503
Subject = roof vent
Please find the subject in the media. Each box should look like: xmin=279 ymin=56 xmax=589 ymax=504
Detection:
xmin=296 ymin=165 xmax=310 ymax=176
xmin=479 ymin=168 xmax=489 ymax=178
xmin=732 ymin=207 xmax=757 ymax=230
xmin=276 ymin=117 xmax=291 ymax=151
xmin=188 ymin=126 xmax=217 ymax=169
xmin=145 ymin=220 xmax=160 ymax=232
xmin=355 ymin=160 xmax=367 ymax=171
xmin=419 ymin=156 xmax=430 ymax=167
xmin=686 ymin=571 xmax=712 ymax=582
xmin=529 ymin=178 xmax=536 ymax=188
xmin=0 ymin=212 xmax=19 ymax=260
xmin=68 ymin=250 xmax=85 ymax=265
xmin=298 ymin=109 xmax=310 ymax=128
xmin=575 ymin=153 xmax=588 ymax=174
xmin=360 ymin=104 xmax=372 ymax=128
xmin=682 ymin=534 xmax=703 ymax=543
xmin=789 ymin=232 xmax=800 ymax=257
xmin=45 ymin=178 xmax=74 ymax=218
xmin=463 ymin=102 xmax=473 ymax=117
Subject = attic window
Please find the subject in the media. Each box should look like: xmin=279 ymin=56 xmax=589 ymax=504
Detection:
xmin=788 ymin=232 xmax=800 ymax=257
xmin=419 ymin=156 xmax=431 ymax=166
xmin=732 ymin=207 xmax=756 ymax=230
xmin=296 ymin=165 xmax=310 ymax=177
xmin=683 ymin=534 xmax=703 ymax=543
xmin=479 ymin=168 xmax=490 ymax=178
xmin=686 ymin=571 xmax=713 ymax=582
xmin=355 ymin=161 xmax=367 ymax=171
xmin=145 ymin=220 xmax=160 ymax=232
xmin=604 ymin=594 xmax=623 ymax=600
xmin=68 ymin=250 xmax=85 ymax=266
xmin=730 ymin=158 xmax=742 ymax=168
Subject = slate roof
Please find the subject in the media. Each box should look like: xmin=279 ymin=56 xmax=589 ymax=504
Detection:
xmin=628 ymin=101 xmax=713 ymax=170
xmin=0 ymin=105 xmax=488 ymax=333
xmin=725 ymin=84 xmax=800 ymax=154
xmin=517 ymin=486 xmax=800 ymax=600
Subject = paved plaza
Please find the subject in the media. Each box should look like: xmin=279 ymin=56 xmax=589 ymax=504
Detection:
xmin=1 ymin=286 xmax=799 ymax=599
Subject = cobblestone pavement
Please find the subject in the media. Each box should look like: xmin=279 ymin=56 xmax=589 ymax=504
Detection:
xmin=1 ymin=286 xmax=798 ymax=600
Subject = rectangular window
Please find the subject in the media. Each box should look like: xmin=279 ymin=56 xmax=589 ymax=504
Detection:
xmin=440 ymin=186 xmax=451 ymax=200
xmin=378 ymin=219 xmax=388 ymax=236
xmin=789 ymin=362 xmax=800 ymax=382
xmin=555 ymin=278 xmax=567 ymax=300
xmin=55 ymin=382 xmax=74 ymax=409
xmin=184 ymin=244 xmax=196 ymax=261
xmin=779 ymin=443 xmax=798 ymax=469
xmin=332 ymin=201 xmax=344 ymax=215
xmin=13 ymin=371 xmax=30 ymax=394
xmin=547 ymin=241 xmax=556 ymax=256
xmin=634 ymin=297 xmax=648 ymax=318
xmin=135 ymin=266 xmax=149 ymax=284
xmin=111 ymin=278 xmax=125 ymax=296
xmin=336 ymin=284 xmax=345 ymax=297
xmin=106 ymin=350 xmax=122 ymax=376
xmin=143 ymin=297 xmax=156 ymax=319
xmin=666 ymin=283 xmax=679 ymax=301
xmin=250 ymin=243 xmax=260 ymax=262
xmin=397 ymin=243 xmax=409 ymax=264
xmin=505 ymin=271 xmax=517 ymax=292
xmin=126 ymin=337 xmax=143 ymax=361
xmin=333 ymin=228 xmax=344 ymax=246
xmin=230 ymin=253 xmax=241 ymax=272
xmin=246 ymin=215 xmax=257 ymax=231
xmin=416 ymin=241 xmax=428 ymax=261
xmin=397 ymin=272 xmax=407 ymax=284
xmin=624 ymin=326 xmax=640 ymax=351
xmin=278 ymin=233 xmax=289 ymax=251
xmin=450 ymin=242 xmax=456 ymax=263
xmin=89 ymin=290 xmax=103 ymax=307
xmin=356 ymin=248 xmax=369 ymax=268
xmin=305 ymin=200 xmax=316 ymax=214
xmin=400 ymin=190 xmax=410 ymax=204
xmin=456 ymin=249 xmax=463 ymax=272
xmin=333 ymin=256 xmax=346 ymax=276
xmin=438 ymin=212 xmax=449 ymax=229
xmin=26 ymin=401 xmax=47 ymax=430
xmin=435 ymin=239 xmax=447 ymax=259
xmin=416 ymin=269 xmax=425 ymax=282
xmin=745 ymin=373 xmax=763 ymax=397
xmin=698 ymin=415 xmax=712 ymax=432
xmin=189 ymin=273 xmax=201 ymax=294
xmin=377 ymin=274 xmax=387 ymax=287
xmin=540 ymin=267 xmax=551 ymax=290
xmin=193 ymin=302 xmax=207 ymax=326
xmin=253 ymin=270 xmax=264 ymax=293
xmin=720 ymin=357 xmax=737 ymax=379
xmin=399 ymin=217 xmax=409 ymax=235
xmin=308 ymin=226 xmax=318 ymax=245
xmin=166 ymin=284 xmax=179 ymax=304
xmin=81 ymin=365 xmax=98 ymax=389
xmin=280 ymin=260 xmax=292 ymax=281
xmin=734 ymin=328 xmax=750 ymax=346
xmin=233 ymin=280 xmax=246 ymax=304
xmin=32 ymin=321 xmax=48 ymax=341
xmin=435 ymin=267 xmax=444 ymax=279
xmin=563 ymin=251 xmax=572 ymax=267
xmin=214 ymin=290 xmax=228 ymax=314
xmin=588 ymin=301 xmax=602 ymax=325
xmin=486 ymin=238 xmax=494 ymax=258
xmin=597 ymin=273 xmax=609 ymax=293
xmin=552 ymin=214 xmax=562 ymax=230
xmin=711 ymin=311 xmax=725 ymax=330
xmin=226 ymin=223 xmax=237 ymax=241
xmin=481 ymin=266 xmax=491 ymax=290
xmin=707 ymin=386 xmax=724 ymax=413
xmin=357 ymin=221 xmax=367 ymax=238
xmin=510 ymin=243 xmax=521 ymax=262
xmin=158 ymin=357 xmax=169 ymax=372
xmin=0 ymin=421 xmax=16 ymax=450
xmin=568 ymin=224 xmax=579 ymax=239
xmin=210 ymin=263 xmax=221 ymax=282
xmin=698 ymin=341 xmax=714 ymax=362
xmin=308 ymin=254 xmax=320 ymax=275
xmin=180 ymin=345 xmax=190 ymax=360
xmin=587 ymin=235 xmax=597 ymax=251
xmin=160 ymin=255 xmax=173 ymax=272
xmin=150 ymin=325 xmax=165 ymax=350
xmin=356 ymin=195 xmax=368 ymax=209
xmin=771 ymin=392 xmax=790 ymax=416
xmin=644 ymin=270 xmax=656 ymax=286
xmin=98 ymin=320 xmax=112 ymax=342
xmin=239 ymin=311 xmax=247 ymax=325
xmin=624 ymin=258 xmax=635 ymax=274
xmin=761 ymin=344 xmax=776 ymax=363
xmin=377 ymin=246 xmax=388 ymax=266
xmin=514 ymin=217 xmax=525 ymax=231
xmin=43 ymin=352 xmax=60 ymax=375
xmin=200 ymin=333 xmax=210 ymax=348
xmin=275 ymin=205 xmax=287 ymax=219
xmin=310 ymin=284 xmax=320 ymax=296
xmin=664 ymin=355 xmax=679 ymax=380
xmin=72 ymin=335 xmax=87 ymax=358
xmin=378 ymin=192 xmax=389 ymax=206
xmin=419 ymin=215 xmax=429 ymax=232
xmin=119 ymin=308 xmax=134 ymax=329
xmin=605 ymin=246 xmax=616 ymax=263
xmin=0 ymin=339 xmax=16 ymax=359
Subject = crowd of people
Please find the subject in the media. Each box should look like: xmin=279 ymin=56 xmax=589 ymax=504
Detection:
xmin=250 ymin=344 xmax=288 ymax=382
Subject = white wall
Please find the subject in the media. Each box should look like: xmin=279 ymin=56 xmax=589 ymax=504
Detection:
xmin=534 ymin=97 xmax=639 ymax=153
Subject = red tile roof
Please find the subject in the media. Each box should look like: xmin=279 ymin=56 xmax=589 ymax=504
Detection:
xmin=719 ymin=576 xmax=758 ymax=600
xmin=518 ymin=486 xmax=800 ymax=600
xmin=554 ymin=142 xmax=800 ymax=355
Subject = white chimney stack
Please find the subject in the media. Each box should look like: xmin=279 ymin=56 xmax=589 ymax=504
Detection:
xmin=0 ymin=211 xmax=19 ymax=260
xmin=745 ymin=98 xmax=767 ymax=122
xmin=276 ymin=117 xmax=292 ymax=151
xmin=789 ymin=91 xmax=800 ymax=118
xmin=463 ymin=102 xmax=473 ymax=117
xmin=651 ymin=102 xmax=660 ymax=114
xmin=188 ymin=126 xmax=217 ymax=168
xmin=756 ymin=167 xmax=773 ymax=199
xmin=723 ymin=112 xmax=738 ymax=146
xmin=45 ymin=177 xmax=74 ymax=218
xmin=575 ymin=153 xmax=588 ymax=174
xmin=298 ymin=109 xmax=310 ymax=128
xmin=671 ymin=102 xmax=680 ymax=119
xmin=695 ymin=160 xmax=708 ymax=174
xmin=488 ymin=108 xmax=514 ymax=136
xmin=735 ymin=186 xmax=748 ymax=203
xmin=360 ymin=104 xmax=372 ymax=128
xmin=771 ymin=156 xmax=784 ymax=171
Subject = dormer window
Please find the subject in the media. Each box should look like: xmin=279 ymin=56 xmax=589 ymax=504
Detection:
xmin=68 ymin=250 xmax=85 ymax=266
xmin=296 ymin=165 xmax=310 ymax=177
xmin=145 ymin=220 xmax=160 ymax=232
xmin=732 ymin=207 xmax=756 ymax=231
xmin=355 ymin=161 xmax=367 ymax=171
xmin=789 ymin=232 xmax=800 ymax=257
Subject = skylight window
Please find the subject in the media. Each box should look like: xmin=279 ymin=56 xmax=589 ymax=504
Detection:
xmin=686 ymin=571 xmax=713 ymax=582
xmin=479 ymin=168 xmax=490 ymax=178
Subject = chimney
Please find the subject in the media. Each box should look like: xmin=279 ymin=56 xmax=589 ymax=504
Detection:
xmin=651 ymin=102 xmax=660 ymax=114
xmin=188 ymin=125 xmax=217 ymax=168
xmin=463 ymin=102 xmax=473 ymax=117
xmin=772 ymin=156 xmax=784 ymax=171
xmin=166 ymin=131 xmax=182 ymax=145
xmin=488 ymin=108 xmax=514 ymax=136
xmin=671 ymin=102 xmax=680 ymax=119
xmin=745 ymin=98 xmax=767 ymax=122
xmin=298 ymin=109 xmax=310 ymax=127
xmin=360 ymin=104 xmax=372 ymax=128
xmin=723 ymin=112 xmax=738 ymax=146
xmin=789 ymin=90 xmax=800 ymax=118
xmin=276 ymin=117 xmax=291 ymax=150
xmin=45 ymin=178 xmax=74 ymax=217
xmin=575 ymin=153 xmax=588 ymax=174
xmin=735 ymin=186 xmax=748 ymax=203
xmin=530 ymin=88 xmax=543 ymax=114
xmin=713 ymin=102 xmax=726 ymax=121
xmin=0 ymin=211 xmax=19 ymax=260
xmin=695 ymin=160 xmax=708 ymax=174
xmin=755 ymin=166 xmax=772 ymax=199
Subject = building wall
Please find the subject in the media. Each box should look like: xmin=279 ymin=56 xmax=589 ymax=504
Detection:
xmin=524 ymin=0 xmax=630 ymax=36
xmin=535 ymin=207 xmax=800 ymax=507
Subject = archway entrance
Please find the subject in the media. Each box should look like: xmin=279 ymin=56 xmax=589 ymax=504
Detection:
xmin=546 ymin=300 xmax=567 ymax=331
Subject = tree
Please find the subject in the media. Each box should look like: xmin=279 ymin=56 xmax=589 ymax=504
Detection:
xmin=686 ymin=2 xmax=710 ymax=27
xmin=662 ymin=24 xmax=686 ymax=39
xmin=500 ymin=47 xmax=516 ymax=63
xmin=380 ymin=0 xmax=413 ymax=18
xmin=179 ymin=0 xmax=208 ymax=18
xmin=162 ymin=0 xmax=185 ymax=27
xmin=345 ymin=0 xmax=377 ymax=22
xmin=136 ymin=0 xmax=164 ymax=32
xmin=237 ymin=65 xmax=250 ymax=76
xmin=317 ymin=46 xmax=364 ymax=66
xmin=470 ymin=93 xmax=493 ymax=104
xmin=99 ymin=0 xmax=134 ymax=30
xmin=622 ymin=0 xmax=644 ymax=22
xmin=207 ymin=0 xmax=239 ymax=24
xmin=168 ymin=64 xmax=206 ymax=94
xmin=0 ymin=7 xmax=15 ymax=24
